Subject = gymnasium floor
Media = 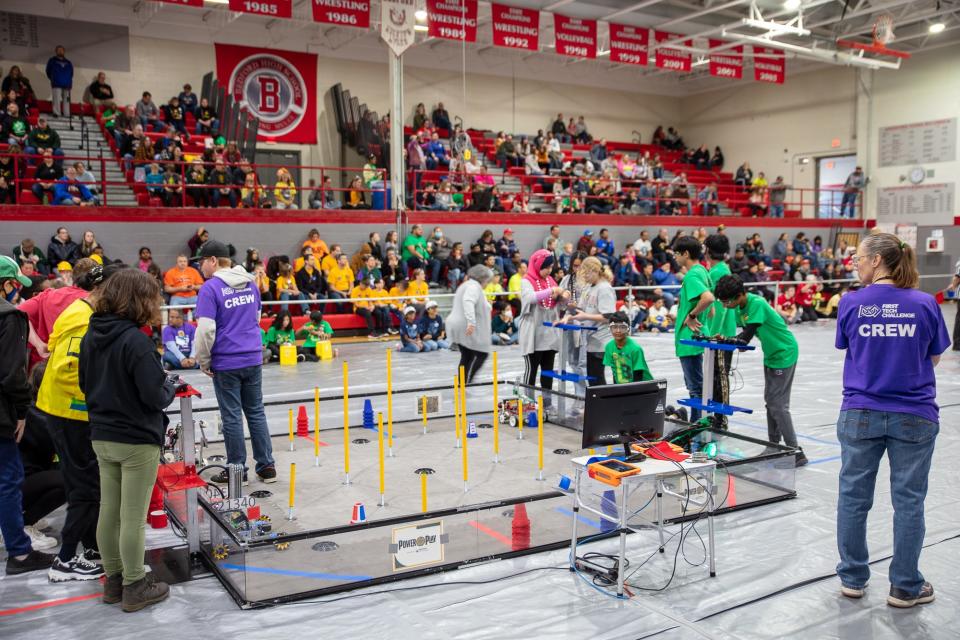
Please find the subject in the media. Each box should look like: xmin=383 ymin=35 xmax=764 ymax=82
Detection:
xmin=2 ymin=311 xmax=959 ymax=639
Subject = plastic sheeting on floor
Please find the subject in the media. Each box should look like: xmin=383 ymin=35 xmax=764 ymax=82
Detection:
xmin=2 ymin=315 xmax=959 ymax=639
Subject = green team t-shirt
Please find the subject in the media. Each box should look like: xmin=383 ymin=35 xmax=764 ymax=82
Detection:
xmin=603 ymin=338 xmax=652 ymax=384
xmin=706 ymin=262 xmax=737 ymax=338
xmin=675 ymin=263 xmax=712 ymax=357
xmin=735 ymin=293 xmax=799 ymax=369
xmin=401 ymin=233 xmax=428 ymax=262
xmin=297 ymin=320 xmax=333 ymax=348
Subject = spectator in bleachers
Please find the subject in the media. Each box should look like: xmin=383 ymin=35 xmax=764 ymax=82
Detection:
xmin=112 ymin=105 xmax=136 ymax=147
xmin=273 ymin=168 xmax=297 ymax=210
xmin=343 ymin=175 xmax=369 ymax=209
xmin=194 ymin=98 xmax=218 ymax=135
xmin=792 ymin=232 xmax=812 ymax=259
xmin=162 ymin=97 xmax=188 ymax=136
xmin=46 ymin=227 xmax=78 ymax=268
xmin=2 ymin=66 xmax=36 ymax=106
xmin=496 ymin=229 xmax=518 ymax=276
xmin=356 ymin=253 xmax=381 ymax=286
xmin=207 ymin=159 xmax=237 ymax=208
xmin=665 ymin=127 xmax=685 ymax=150
xmin=594 ymin=228 xmax=615 ymax=266
xmin=144 ymin=162 xmax=163 ymax=200
xmin=445 ymin=242 xmax=468 ymax=290
xmin=692 ymin=144 xmax=710 ymax=170
xmin=136 ymin=92 xmax=162 ymax=132
xmin=327 ymin=253 xmax=353 ymax=311
xmin=45 ymin=45 xmax=73 ymax=119
xmin=0 ymin=89 xmax=28 ymax=118
xmin=652 ymin=125 xmax=666 ymax=145
xmin=136 ymin=247 xmax=153 ymax=274
xmin=652 ymin=262 xmax=678 ymax=307
xmin=413 ymin=103 xmax=427 ymax=130
xmin=698 ymin=182 xmax=718 ymax=215
xmin=12 ymin=238 xmax=48 ymax=276
xmin=161 ymin=308 xmax=197 ymax=370
xmin=711 ymin=146 xmax=724 ymax=169
xmin=614 ymin=253 xmax=639 ymax=287
xmin=730 ymin=246 xmax=750 ymax=275
xmin=752 ymin=171 xmax=768 ymax=191
xmin=576 ymin=229 xmax=594 ymax=254
xmin=550 ymin=113 xmax=568 ymax=142
xmin=0 ymin=149 xmax=23 ymax=204
xmin=160 ymin=164 xmax=183 ymax=207
xmin=776 ymin=285 xmax=801 ymax=324
xmin=401 ymin=224 xmax=429 ymax=273
xmin=351 ymin=278 xmax=385 ymax=338
xmin=735 ymin=162 xmax=753 ymax=190
xmin=184 ymin=161 xmax=207 ymax=207
xmin=772 ymin=232 xmax=789 ymax=263
xmin=431 ymin=103 xmax=450 ymax=131
xmin=274 ymin=262 xmax=307 ymax=315
xmin=164 ymin=254 xmax=203 ymax=314
xmin=77 ymin=231 xmax=100 ymax=260
xmin=747 ymin=186 xmax=767 ymax=217
xmin=132 ymin=138 xmax=156 ymax=180
xmin=497 ymin=134 xmax=522 ymax=169
xmin=240 ymin=171 xmax=269 ymax=208
xmin=3 ymin=103 xmax=30 ymax=149
xmin=840 ymin=166 xmax=865 ymax=218
xmin=767 ymin=176 xmax=789 ymax=218
xmin=589 ymin=138 xmax=607 ymax=165
xmin=177 ymin=84 xmax=198 ymax=116
xmin=424 ymin=131 xmax=448 ymax=170
xmin=369 ymin=278 xmax=395 ymax=335
xmin=31 ymin=152 xmax=63 ymax=204
xmin=86 ymin=72 xmax=113 ymax=108
xmin=71 ymin=161 xmax=97 ymax=196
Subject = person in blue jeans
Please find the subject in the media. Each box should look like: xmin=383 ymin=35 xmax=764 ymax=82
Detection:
xmin=834 ymin=232 xmax=950 ymax=609
xmin=397 ymin=306 xmax=422 ymax=353
xmin=418 ymin=301 xmax=449 ymax=351
xmin=194 ymin=241 xmax=276 ymax=484
xmin=161 ymin=308 xmax=198 ymax=370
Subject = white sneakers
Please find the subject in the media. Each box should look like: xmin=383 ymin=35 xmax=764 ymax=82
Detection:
xmin=24 ymin=525 xmax=57 ymax=550
xmin=48 ymin=551 xmax=104 ymax=582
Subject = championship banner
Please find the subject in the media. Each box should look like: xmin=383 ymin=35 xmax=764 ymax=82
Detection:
xmin=312 ymin=0 xmax=370 ymax=28
xmin=228 ymin=0 xmax=292 ymax=19
xmin=708 ymin=40 xmax=743 ymax=80
xmin=151 ymin=0 xmax=203 ymax=7
xmin=753 ymin=46 xmax=786 ymax=84
xmin=427 ymin=0 xmax=478 ymax=42
xmin=554 ymin=14 xmax=597 ymax=59
xmin=380 ymin=0 xmax=416 ymax=56
xmin=214 ymin=44 xmax=317 ymax=144
xmin=491 ymin=4 xmax=539 ymax=52
xmin=608 ymin=23 xmax=648 ymax=66
xmin=654 ymin=30 xmax=692 ymax=72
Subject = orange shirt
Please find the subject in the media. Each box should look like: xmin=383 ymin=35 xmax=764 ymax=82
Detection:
xmin=368 ymin=288 xmax=390 ymax=307
xmin=163 ymin=266 xmax=204 ymax=298
xmin=303 ymin=238 xmax=329 ymax=260
xmin=350 ymin=286 xmax=373 ymax=310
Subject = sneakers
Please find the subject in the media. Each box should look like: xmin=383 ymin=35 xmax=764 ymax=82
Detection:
xmin=387 ymin=328 xmax=399 ymax=335
xmin=6 ymin=550 xmax=55 ymax=575
xmin=25 ymin=525 xmax=58 ymax=550
xmin=48 ymin=553 xmax=105 ymax=582
xmin=888 ymin=581 xmax=935 ymax=608
xmin=795 ymin=450 xmax=809 ymax=467
xmin=841 ymin=582 xmax=867 ymax=599
xmin=83 ymin=548 xmax=102 ymax=564
xmin=122 ymin=572 xmax=169 ymax=613
xmin=211 ymin=469 xmax=248 ymax=485
xmin=257 ymin=465 xmax=277 ymax=484
xmin=297 ymin=353 xmax=306 ymax=362
xmin=104 ymin=573 xmax=123 ymax=604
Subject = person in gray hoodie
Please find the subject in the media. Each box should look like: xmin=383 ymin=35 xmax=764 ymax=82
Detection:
xmin=193 ymin=241 xmax=275 ymax=485
xmin=446 ymin=265 xmax=494 ymax=383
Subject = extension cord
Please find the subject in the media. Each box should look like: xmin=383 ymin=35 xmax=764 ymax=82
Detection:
xmin=574 ymin=557 xmax=618 ymax=584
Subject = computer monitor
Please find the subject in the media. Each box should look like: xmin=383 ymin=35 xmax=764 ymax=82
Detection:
xmin=582 ymin=379 xmax=667 ymax=457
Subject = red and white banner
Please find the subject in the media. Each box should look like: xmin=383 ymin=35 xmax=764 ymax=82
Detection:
xmin=312 ymin=0 xmax=370 ymax=28
xmin=708 ymin=40 xmax=743 ymax=80
xmin=654 ymin=31 xmax=692 ymax=72
xmin=228 ymin=0 xmax=292 ymax=18
xmin=215 ymin=44 xmax=318 ymax=144
xmin=554 ymin=14 xmax=597 ymax=59
xmin=152 ymin=0 xmax=203 ymax=7
xmin=753 ymin=46 xmax=786 ymax=84
xmin=609 ymin=24 xmax=648 ymax=66
xmin=427 ymin=0 xmax=478 ymax=42
xmin=491 ymin=4 xmax=539 ymax=52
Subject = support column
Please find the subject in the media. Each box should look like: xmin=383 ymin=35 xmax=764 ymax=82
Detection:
xmin=389 ymin=53 xmax=405 ymax=214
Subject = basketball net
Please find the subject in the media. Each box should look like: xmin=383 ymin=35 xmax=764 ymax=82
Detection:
xmin=872 ymin=14 xmax=895 ymax=46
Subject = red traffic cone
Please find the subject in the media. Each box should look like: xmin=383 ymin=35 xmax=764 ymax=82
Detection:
xmin=726 ymin=474 xmax=738 ymax=508
xmin=297 ymin=405 xmax=310 ymax=438
xmin=511 ymin=503 xmax=531 ymax=551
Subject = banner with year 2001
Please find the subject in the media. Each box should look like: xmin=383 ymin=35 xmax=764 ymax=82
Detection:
xmin=491 ymin=4 xmax=539 ymax=52
xmin=654 ymin=30 xmax=691 ymax=72
xmin=312 ymin=0 xmax=370 ymax=28
xmin=427 ymin=0 xmax=478 ymax=42
xmin=228 ymin=0 xmax=292 ymax=18
xmin=753 ymin=46 xmax=785 ymax=84
xmin=553 ymin=14 xmax=597 ymax=59
xmin=708 ymin=40 xmax=743 ymax=80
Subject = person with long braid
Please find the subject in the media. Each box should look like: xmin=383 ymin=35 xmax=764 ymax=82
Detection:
xmin=518 ymin=250 xmax=568 ymax=398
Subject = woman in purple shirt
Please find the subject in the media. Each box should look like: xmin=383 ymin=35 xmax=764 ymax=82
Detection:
xmin=835 ymin=232 xmax=950 ymax=608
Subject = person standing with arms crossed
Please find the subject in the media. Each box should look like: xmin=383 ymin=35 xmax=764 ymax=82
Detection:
xmin=673 ymin=237 xmax=714 ymax=423
xmin=715 ymin=275 xmax=805 ymax=466
xmin=834 ymin=232 xmax=949 ymax=608
xmin=46 ymin=45 xmax=74 ymax=121
xmin=194 ymin=241 xmax=276 ymax=485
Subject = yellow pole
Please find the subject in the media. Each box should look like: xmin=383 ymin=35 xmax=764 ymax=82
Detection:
xmin=606 ymin=445 xmax=613 ymax=455
xmin=343 ymin=361 xmax=350 ymax=484
xmin=492 ymin=351 xmax=499 ymax=463
xmin=461 ymin=366 xmax=468 ymax=492
xmin=288 ymin=408 xmax=294 ymax=451
xmin=537 ymin=395 xmax=545 ymax=481
xmin=420 ymin=472 xmax=428 ymax=513
xmin=386 ymin=349 xmax=394 ymax=457
xmin=287 ymin=463 xmax=296 ymax=520
xmin=314 ymin=387 xmax=320 ymax=467
xmin=422 ymin=396 xmax=428 ymax=435
xmin=453 ymin=374 xmax=461 ymax=449
xmin=378 ymin=412 xmax=385 ymax=507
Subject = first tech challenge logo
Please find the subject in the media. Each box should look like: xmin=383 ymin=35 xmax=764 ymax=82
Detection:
xmin=229 ymin=53 xmax=307 ymax=137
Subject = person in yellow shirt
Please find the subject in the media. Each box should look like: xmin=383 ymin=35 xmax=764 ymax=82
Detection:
xmin=302 ymin=228 xmax=329 ymax=262
xmin=350 ymin=279 xmax=386 ymax=338
xmin=484 ymin=277 xmax=504 ymax=303
xmin=368 ymin=277 xmax=397 ymax=335
xmin=327 ymin=253 xmax=354 ymax=313
xmin=274 ymin=262 xmax=307 ymax=315
xmin=320 ymin=244 xmax=342 ymax=275
xmin=273 ymin=168 xmax=298 ymax=209
xmin=406 ymin=268 xmax=429 ymax=315
xmin=386 ymin=278 xmax=411 ymax=327
xmin=507 ymin=260 xmax=526 ymax=316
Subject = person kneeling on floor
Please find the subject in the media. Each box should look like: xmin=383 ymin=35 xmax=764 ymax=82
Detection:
xmin=419 ymin=300 xmax=449 ymax=351
xmin=398 ymin=306 xmax=423 ymax=353
xmin=297 ymin=310 xmax=337 ymax=358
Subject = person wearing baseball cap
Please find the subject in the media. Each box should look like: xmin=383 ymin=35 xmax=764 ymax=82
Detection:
xmin=0 ymin=255 xmax=57 ymax=575
xmin=398 ymin=306 xmax=423 ymax=353
xmin=194 ymin=241 xmax=276 ymax=485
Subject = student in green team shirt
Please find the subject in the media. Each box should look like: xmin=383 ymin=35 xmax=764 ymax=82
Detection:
xmin=603 ymin=312 xmax=652 ymax=384
xmin=716 ymin=274 xmax=806 ymax=466
xmin=705 ymin=234 xmax=737 ymax=428
xmin=674 ymin=236 xmax=715 ymax=422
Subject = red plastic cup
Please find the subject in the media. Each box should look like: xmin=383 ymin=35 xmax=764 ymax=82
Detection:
xmin=149 ymin=510 xmax=168 ymax=529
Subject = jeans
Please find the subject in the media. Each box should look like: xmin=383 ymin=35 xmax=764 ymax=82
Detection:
xmin=400 ymin=341 xmax=422 ymax=353
xmin=92 ymin=440 xmax=160 ymax=585
xmin=195 ymin=119 xmax=220 ymax=135
xmin=447 ymin=268 xmax=463 ymax=289
xmin=46 ymin=414 xmax=100 ymax=561
xmin=24 ymin=147 xmax=64 ymax=165
xmin=279 ymin=291 xmax=308 ymax=315
xmin=211 ymin=365 xmax=275 ymax=474
xmin=840 ymin=191 xmax=858 ymax=218
xmin=428 ymin=259 xmax=443 ymax=284
xmin=679 ymin=354 xmax=704 ymax=422
xmin=836 ymin=409 xmax=938 ymax=595
xmin=422 ymin=339 xmax=450 ymax=351
xmin=769 ymin=204 xmax=784 ymax=218
xmin=0 ymin=438 xmax=31 ymax=556
xmin=211 ymin=189 xmax=238 ymax=208
xmin=162 ymin=350 xmax=197 ymax=369
xmin=492 ymin=332 xmax=518 ymax=345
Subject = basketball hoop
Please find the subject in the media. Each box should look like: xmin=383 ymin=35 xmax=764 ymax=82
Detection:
xmin=836 ymin=14 xmax=911 ymax=59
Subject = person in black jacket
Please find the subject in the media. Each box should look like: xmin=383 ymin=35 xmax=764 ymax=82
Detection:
xmin=79 ymin=268 xmax=175 ymax=612
xmin=47 ymin=226 xmax=78 ymax=268
xmin=0 ymin=256 xmax=56 ymax=575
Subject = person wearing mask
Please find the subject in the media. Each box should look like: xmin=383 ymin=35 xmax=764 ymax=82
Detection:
xmin=194 ymin=241 xmax=276 ymax=485
xmin=446 ymin=265 xmax=494 ymax=383
xmin=0 ymin=257 xmax=56 ymax=575
xmin=567 ymin=257 xmax=616 ymax=386
xmin=45 ymin=45 xmax=74 ymax=119
xmin=834 ymin=232 xmax=949 ymax=608
xmin=519 ymin=250 xmax=567 ymax=399
xmin=673 ymin=237 xmax=715 ymax=423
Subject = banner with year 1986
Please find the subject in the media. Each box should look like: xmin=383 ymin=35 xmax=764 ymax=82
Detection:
xmin=312 ymin=0 xmax=370 ymax=28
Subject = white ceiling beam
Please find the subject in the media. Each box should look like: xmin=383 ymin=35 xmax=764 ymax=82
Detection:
xmin=805 ymin=0 xmax=924 ymax=30
xmin=602 ymin=0 xmax=669 ymax=21
xmin=657 ymin=0 xmax=750 ymax=29
xmin=837 ymin=7 xmax=960 ymax=38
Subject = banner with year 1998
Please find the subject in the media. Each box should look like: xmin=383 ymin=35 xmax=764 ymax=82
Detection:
xmin=554 ymin=14 xmax=597 ymax=59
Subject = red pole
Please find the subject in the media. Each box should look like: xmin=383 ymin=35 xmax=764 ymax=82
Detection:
xmin=11 ymin=153 xmax=18 ymax=204
xmin=100 ymin=155 xmax=107 ymax=206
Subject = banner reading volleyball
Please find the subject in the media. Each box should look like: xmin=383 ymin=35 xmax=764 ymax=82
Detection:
xmin=380 ymin=0 xmax=416 ymax=56
xmin=654 ymin=30 xmax=692 ymax=72
xmin=214 ymin=44 xmax=318 ymax=144
xmin=427 ymin=0 xmax=478 ymax=42
xmin=708 ymin=40 xmax=743 ymax=79
xmin=554 ymin=14 xmax=597 ymax=59
xmin=608 ymin=24 xmax=648 ymax=66
xmin=312 ymin=0 xmax=370 ymax=28
xmin=228 ymin=0 xmax=292 ymax=18
xmin=753 ymin=46 xmax=786 ymax=84
xmin=491 ymin=4 xmax=539 ymax=51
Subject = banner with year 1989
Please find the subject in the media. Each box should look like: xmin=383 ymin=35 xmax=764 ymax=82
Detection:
xmin=427 ymin=0 xmax=478 ymax=42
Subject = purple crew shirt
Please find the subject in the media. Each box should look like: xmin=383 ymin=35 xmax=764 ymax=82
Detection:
xmin=836 ymin=285 xmax=950 ymax=424
xmin=162 ymin=322 xmax=195 ymax=359
xmin=195 ymin=275 xmax=263 ymax=372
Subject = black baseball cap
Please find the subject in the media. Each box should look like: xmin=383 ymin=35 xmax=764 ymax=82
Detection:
xmin=199 ymin=240 xmax=230 ymax=258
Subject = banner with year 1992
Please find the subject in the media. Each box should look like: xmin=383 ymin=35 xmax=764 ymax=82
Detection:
xmin=491 ymin=4 xmax=539 ymax=51
xmin=312 ymin=0 xmax=370 ymax=28
xmin=228 ymin=0 xmax=292 ymax=19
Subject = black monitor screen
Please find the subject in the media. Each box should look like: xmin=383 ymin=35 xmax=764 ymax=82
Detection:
xmin=582 ymin=379 xmax=667 ymax=451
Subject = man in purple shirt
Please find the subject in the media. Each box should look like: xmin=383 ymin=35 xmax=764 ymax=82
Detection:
xmin=194 ymin=241 xmax=275 ymax=484
xmin=161 ymin=308 xmax=197 ymax=370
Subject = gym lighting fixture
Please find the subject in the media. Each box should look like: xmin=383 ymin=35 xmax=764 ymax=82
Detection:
xmin=928 ymin=22 xmax=946 ymax=33
xmin=783 ymin=0 xmax=802 ymax=10
xmin=415 ymin=9 xmax=428 ymax=21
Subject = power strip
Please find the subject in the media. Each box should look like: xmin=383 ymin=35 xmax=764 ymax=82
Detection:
xmin=574 ymin=557 xmax=618 ymax=585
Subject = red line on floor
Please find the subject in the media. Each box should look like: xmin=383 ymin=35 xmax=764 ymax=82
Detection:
xmin=297 ymin=435 xmax=329 ymax=445
xmin=0 ymin=592 xmax=100 ymax=617
xmin=468 ymin=520 xmax=512 ymax=547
